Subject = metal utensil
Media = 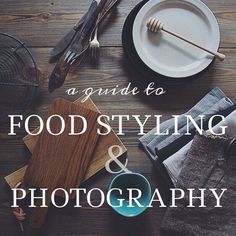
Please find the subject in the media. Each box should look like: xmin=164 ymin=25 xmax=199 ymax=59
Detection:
xmin=48 ymin=0 xmax=120 ymax=93
xmin=49 ymin=0 xmax=120 ymax=64
xmin=89 ymin=27 xmax=100 ymax=61
xmin=49 ymin=14 xmax=86 ymax=63
xmin=64 ymin=0 xmax=104 ymax=65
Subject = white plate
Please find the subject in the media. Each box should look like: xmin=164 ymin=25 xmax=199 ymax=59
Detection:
xmin=133 ymin=0 xmax=220 ymax=78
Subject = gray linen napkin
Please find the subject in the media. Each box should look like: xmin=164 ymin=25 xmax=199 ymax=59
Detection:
xmin=161 ymin=134 xmax=236 ymax=236
xmin=164 ymin=108 xmax=236 ymax=185
xmin=139 ymin=87 xmax=233 ymax=162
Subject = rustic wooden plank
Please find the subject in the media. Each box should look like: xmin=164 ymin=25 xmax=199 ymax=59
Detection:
xmin=1 ymin=142 xmax=161 ymax=234
xmin=4 ymin=166 xmax=27 ymax=188
xmin=32 ymin=47 xmax=236 ymax=101
xmin=1 ymin=0 xmax=236 ymax=234
xmin=23 ymin=98 xmax=102 ymax=228
xmin=0 ymin=0 xmax=236 ymax=47
xmin=4 ymin=96 xmax=127 ymax=189
xmin=0 ymin=0 xmax=134 ymax=47
xmin=1 ymin=172 xmax=165 ymax=236
xmin=0 ymin=48 xmax=235 ymax=148
xmin=1 ymin=0 xmax=236 ymax=14
xmin=23 ymin=98 xmax=100 ymax=194
xmin=1 ymin=47 xmax=236 ymax=135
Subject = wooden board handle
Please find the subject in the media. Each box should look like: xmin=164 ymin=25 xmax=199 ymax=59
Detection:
xmin=30 ymin=204 xmax=49 ymax=228
xmin=29 ymin=191 xmax=52 ymax=228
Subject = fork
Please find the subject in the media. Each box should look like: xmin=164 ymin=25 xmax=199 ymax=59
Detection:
xmin=89 ymin=27 xmax=100 ymax=60
xmin=64 ymin=0 xmax=104 ymax=65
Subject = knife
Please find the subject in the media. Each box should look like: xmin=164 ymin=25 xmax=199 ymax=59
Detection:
xmin=48 ymin=0 xmax=121 ymax=93
xmin=49 ymin=14 xmax=86 ymax=63
xmin=64 ymin=0 xmax=107 ymax=64
xmin=49 ymin=0 xmax=120 ymax=63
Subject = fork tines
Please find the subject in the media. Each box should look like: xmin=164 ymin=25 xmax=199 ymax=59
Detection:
xmin=64 ymin=51 xmax=78 ymax=65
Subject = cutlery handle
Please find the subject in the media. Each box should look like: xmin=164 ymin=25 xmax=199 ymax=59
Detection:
xmin=73 ymin=14 xmax=86 ymax=31
xmin=79 ymin=0 xmax=102 ymax=40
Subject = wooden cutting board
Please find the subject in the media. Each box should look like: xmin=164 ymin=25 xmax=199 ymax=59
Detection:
xmin=5 ymin=97 xmax=126 ymax=188
xmin=24 ymin=98 xmax=102 ymax=228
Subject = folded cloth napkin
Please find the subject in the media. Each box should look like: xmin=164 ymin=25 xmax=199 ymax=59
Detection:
xmin=139 ymin=88 xmax=233 ymax=160
xmin=164 ymin=105 xmax=236 ymax=185
xmin=161 ymin=134 xmax=236 ymax=236
xmin=139 ymin=87 xmax=233 ymax=163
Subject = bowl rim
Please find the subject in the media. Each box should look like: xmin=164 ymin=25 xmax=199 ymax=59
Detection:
xmin=108 ymin=172 xmax=152 ymax=217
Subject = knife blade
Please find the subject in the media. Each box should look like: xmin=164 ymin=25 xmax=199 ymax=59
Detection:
xmin=48 ymin=56 xmax=71 ymax=93
xmin=64 ymin=0 xmax=106 ymax=64
xmin=49 ymin=14 xmax=86 ymax=63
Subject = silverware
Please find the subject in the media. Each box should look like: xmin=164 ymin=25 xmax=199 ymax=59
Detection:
xmin=48 ymin=0 xmax=121 ymax=93
xmin=64 ymin=0 xmax=104 ymax=65
xmin=49 ymin=0 xmax=120 ymax=64
xmin=89 ymin=27 xmax=100 ymax=61
xmin=49 ymin=14 xmax=86 ymax=63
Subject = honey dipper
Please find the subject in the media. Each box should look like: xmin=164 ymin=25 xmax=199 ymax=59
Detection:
xmin=146 ymin=17 xmax=225 ymax=61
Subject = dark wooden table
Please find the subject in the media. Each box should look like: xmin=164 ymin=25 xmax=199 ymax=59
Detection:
xmin=1 ymin=0 xmax=236 ymax=235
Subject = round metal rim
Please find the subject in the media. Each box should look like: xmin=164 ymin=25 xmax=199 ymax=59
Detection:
xmin=0 ymin=32 xmax=39 ymax=124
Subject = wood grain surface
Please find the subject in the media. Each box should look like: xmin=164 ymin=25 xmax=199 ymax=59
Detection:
xmin=4 ymin=96 xmax=127 ymax=188
xmin=23 ymin=98 xmax=102 ymax=228
xmin=24 ymin=98 xmax=101 ymax=190
xmin=1 ymin=0 xmax=236 ymax=235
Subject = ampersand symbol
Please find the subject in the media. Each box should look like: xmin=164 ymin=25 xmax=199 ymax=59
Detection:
xmin=105 ymin=145 xmax=131 ymax=174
